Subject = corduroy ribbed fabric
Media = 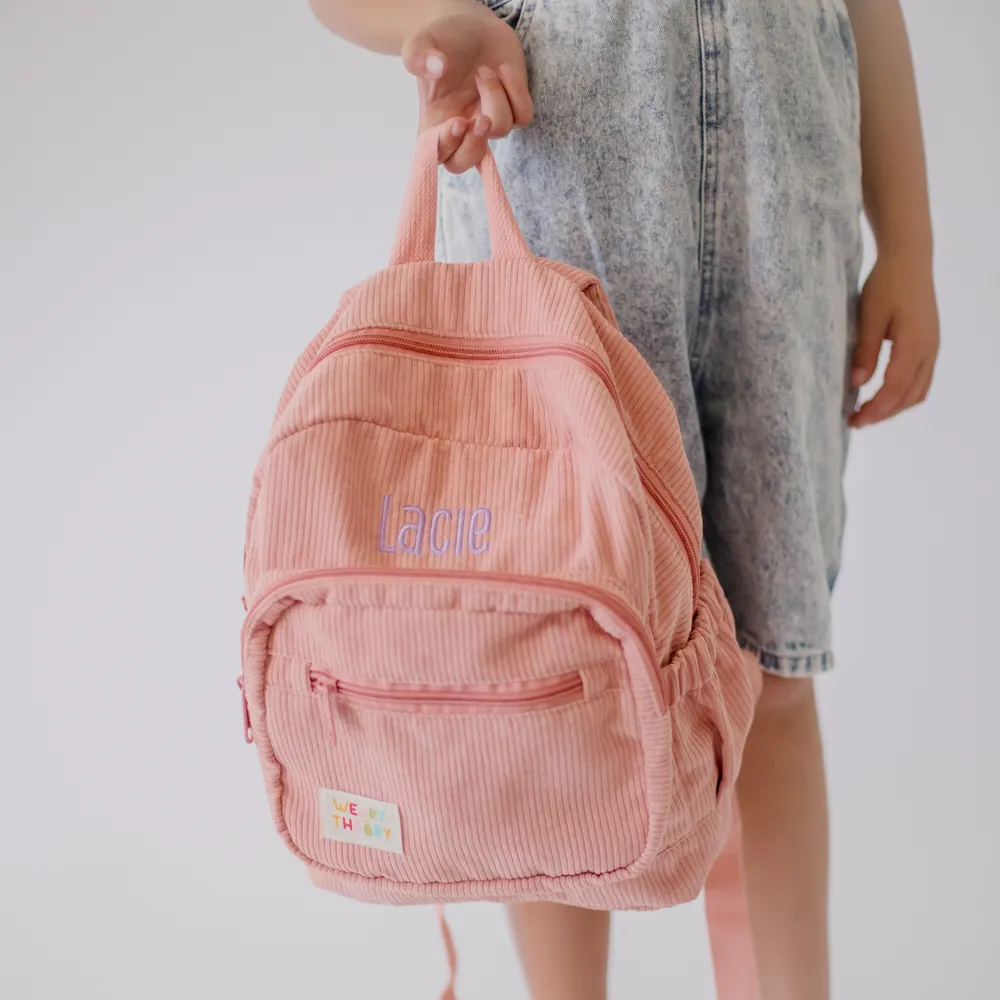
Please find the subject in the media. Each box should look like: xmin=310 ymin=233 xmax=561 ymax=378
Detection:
xmin=240 ymin=132 xmax=761 ymax=992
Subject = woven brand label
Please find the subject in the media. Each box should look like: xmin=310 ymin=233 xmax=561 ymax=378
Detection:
xmin=319 ymin=788 xmax=404 ymax=855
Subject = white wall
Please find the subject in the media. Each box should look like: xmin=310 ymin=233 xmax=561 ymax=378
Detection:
xmin=1 ymin=2 xmax=996 ymax=997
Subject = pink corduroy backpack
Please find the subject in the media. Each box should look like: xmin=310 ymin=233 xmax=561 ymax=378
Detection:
xmin=239 ymin=130 xmax=762 ymax=998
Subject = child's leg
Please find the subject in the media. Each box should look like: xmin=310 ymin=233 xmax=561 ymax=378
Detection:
xmin=737 ymin=672 xmax=829 ymax=1000
xmin=507 ymin=902 xmax=610 ymax=1000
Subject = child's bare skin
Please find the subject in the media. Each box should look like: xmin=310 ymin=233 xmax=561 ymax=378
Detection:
xmin=845 ymin=0 xmax=939 ymax=427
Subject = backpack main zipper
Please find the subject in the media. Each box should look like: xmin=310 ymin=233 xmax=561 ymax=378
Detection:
xmin=303 ymin=330 xmax=700 ymax=593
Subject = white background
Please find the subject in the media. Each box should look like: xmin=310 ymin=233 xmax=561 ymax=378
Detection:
xmin=1 ymin=2 xmax=997 ymax=997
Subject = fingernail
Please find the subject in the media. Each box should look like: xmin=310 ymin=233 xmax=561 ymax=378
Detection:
xmin=499 ymin=63 xmax=512 ymax=80
xmin=478 ymin=65 xmax=495 ymax=81
xmin=450 ymin=119 xmax=467 ymax=138
xmin=425 ymin=53 xmax=444 ymax=77
xmin=850 ymin=367 xmax=866 ymax=387
xmin=473 ymin=115 xmax=492 ymax=137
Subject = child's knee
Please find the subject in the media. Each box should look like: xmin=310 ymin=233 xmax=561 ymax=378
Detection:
xmin=755 ymin=671 xmax=815 ymax=715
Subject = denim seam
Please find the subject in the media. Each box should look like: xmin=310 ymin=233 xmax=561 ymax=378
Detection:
xmin=692 ymin=0 xmax=723 ymax=378
xmin=738 ymin=630 xmax=836 ymax=677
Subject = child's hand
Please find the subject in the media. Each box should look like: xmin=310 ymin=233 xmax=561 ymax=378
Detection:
xmin=849 ymin=254 xmax=940 ymax=428
xmin=402 ymin=5 xmax=533 ymax=173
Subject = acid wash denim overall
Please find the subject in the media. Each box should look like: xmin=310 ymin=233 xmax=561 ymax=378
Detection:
xmin=438 ymin=0 xmax=864 ymax=675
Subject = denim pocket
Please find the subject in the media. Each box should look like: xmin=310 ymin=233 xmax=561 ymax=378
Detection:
xmin=480 ymin=0 xmax=539 ymax=42
xmin=825 ymin=0 xmax=861 ymax=132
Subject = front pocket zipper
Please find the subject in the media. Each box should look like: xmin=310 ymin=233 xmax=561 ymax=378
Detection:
xmin=309 ymin=667 xmax=586 ymax=742
xmin=304 ymin=329 xmax=700 ymax=595
xmin=240 ymin=567 xmax=665 ymax=744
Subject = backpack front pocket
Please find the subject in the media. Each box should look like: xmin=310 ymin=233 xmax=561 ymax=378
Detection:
xmin=264 ymin=654 xmax=649 ymax=887
xmin=242 ymin=571 xmax=670 ymax=894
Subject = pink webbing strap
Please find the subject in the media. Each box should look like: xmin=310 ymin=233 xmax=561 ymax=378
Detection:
xmin=390 ymin=127 xmax=533 ymax=266
xmin=434 ymin=815 xmax=756 ymax=1000
xmin=704 ymin=800 xmax=760 ymax=1000
xmin=426 ymin=632 xmax=758 ymax=999
xmin=437 ymin=905 xmax=458 ymax=1000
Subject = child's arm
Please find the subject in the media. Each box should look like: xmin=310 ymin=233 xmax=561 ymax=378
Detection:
xmin=309 ymin=0 xmax=464 ymax=54
xmin=844 ymin=0 xmax=940 ymax=427
xmin=310 ymin=0 xmax=533 ymax=172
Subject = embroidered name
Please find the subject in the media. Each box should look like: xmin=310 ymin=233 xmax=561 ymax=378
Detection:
xmin=378 ymin=494 xmax=492 ymax=556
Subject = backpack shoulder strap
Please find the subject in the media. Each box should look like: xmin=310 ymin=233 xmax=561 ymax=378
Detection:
xmin=437 ymin=812 xmax=759 ymax=1000
xmin=437 ymin=905 xmax=458 ymax=1000
xmin=704 ymin=801 xmax=760 ymax=999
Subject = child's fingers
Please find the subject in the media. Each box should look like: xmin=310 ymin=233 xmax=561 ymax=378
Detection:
xmin=443 ymin=114 xmax=492 ymax=173
xmin=401 ymin=32 xmax=446 ymax=81
xmin=899 ymin=352 xmax=937 ymax=414
xmin=437 ymin=118 xmax=469 ymax=163
xmin=850 ymin=343 xmax=922 ymax=427
xmin=475 ymin=66 xmax=514 ymax=136
xmin=498 ymin=62 xmax=534 ymax=126
xmin=915 ymin=360 xmax=936 ymax=406
xmin=851 ymin=295 xmax=889 ymax=389
xmin=898 ymin=359 xmax=932 ymax=413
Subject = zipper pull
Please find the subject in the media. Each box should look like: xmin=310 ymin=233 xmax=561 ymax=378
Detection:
xmin=324 ymin=686 xmax=339 ymax=745
xmin=310 ymin=668 xmax=339 ymax=744
xmin=237 ymin=676 xmax=254 ymax=744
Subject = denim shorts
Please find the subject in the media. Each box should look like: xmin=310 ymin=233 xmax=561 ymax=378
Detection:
xmin=437 ymin=0 xmax=864 ymax=676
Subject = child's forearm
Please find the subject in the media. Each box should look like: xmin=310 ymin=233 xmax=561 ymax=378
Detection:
xmin=845 ymin=0 xmax=933 ymax=263
xmin=309 ymin=0 xmax=478 ymax=54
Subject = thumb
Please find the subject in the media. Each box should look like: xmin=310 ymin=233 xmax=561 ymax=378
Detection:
xmin=401 ymin=29 xmax=446 ymax=81
xmin=851 ymin=286 xmax=889 ymax=389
